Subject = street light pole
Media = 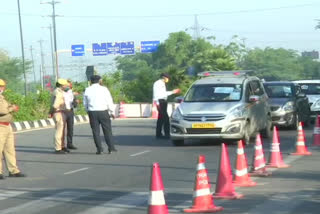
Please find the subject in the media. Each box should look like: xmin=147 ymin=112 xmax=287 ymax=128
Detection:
xmin=17 ymin=0 xmax=27 ymax=96
xmin=42 ymin=25 xmax=55 ymax=80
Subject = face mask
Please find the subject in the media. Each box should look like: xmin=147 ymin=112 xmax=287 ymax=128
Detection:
xmin=63 ymin=87 xmax=70 ymax=92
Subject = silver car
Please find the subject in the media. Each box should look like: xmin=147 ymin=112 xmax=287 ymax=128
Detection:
xmin=170 ymin=71 xmax=272 ymax=146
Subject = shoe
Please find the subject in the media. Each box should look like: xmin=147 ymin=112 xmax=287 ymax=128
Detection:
xmin=67 ymin=145 xmax=77 ymax=150
xmin=96 ymin=151 xmax=105 ymax=155
xmin=9 ymin=172 xmax=26 ymax=178
xmin=108 ymin=149 xmax=118 ymax=154
xmin=0 ymin=174 xmax=4 ymax=179
xmin=54 ymin=150 xmax=66 ymax=154
xmin=62 ymin=148 xmax=71 ymax=153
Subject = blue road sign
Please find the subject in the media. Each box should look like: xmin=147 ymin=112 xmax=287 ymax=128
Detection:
xmin=120 ymin=41 xmax=135 ymax=55
xmin=71 ymin=44 xmax=85 ymax=56
xmin=141 ymin=41 xmax=160 ymax=53
xmin=92 ymin=43 xmax=107 ymax=56
xmin=107 ymin=42 xmax=121 ymax=55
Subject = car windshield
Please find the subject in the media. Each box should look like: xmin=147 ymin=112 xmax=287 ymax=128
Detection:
xmin=299 ymin=83 xmax=320 ymax=95
xmin=264 ymin=84 xmax=294 ymax=98
xmin=184 ymin=84 xmax=242 ymax=102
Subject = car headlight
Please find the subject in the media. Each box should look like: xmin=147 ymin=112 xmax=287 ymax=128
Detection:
xmin=227 ymin=105 xmax=246 ymax=120
xmin=283 ymin=101 xmax=294 ymax=111
xmin=172 ymin=108 xmax=183 ymax=120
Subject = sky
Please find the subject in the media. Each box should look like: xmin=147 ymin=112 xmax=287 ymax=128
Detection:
xmin=0 ymin=0 xmax=320 ymax=81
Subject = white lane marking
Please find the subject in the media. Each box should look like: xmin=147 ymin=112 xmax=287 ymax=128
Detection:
xmin=77 ymin=192 xmax=148 ymax=214
xmin=0 ymin=191 xmax=91 ymax=214
xmin=130 ymin=150 xmax=150 ymax=157
xmin=64 ymin=167 xmax=89 ymax=175
xmin=0 ymin=190 xmax=27 ymax=200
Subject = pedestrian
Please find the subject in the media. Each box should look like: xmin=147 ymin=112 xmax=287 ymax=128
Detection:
xmin=83 ymin=75 xmax=117 ymax=155
xmin=50 ymin=78 xmax=70 ymax=154
xmin=153 ymin=73 xmax=180 ymax=139
xmin=0 ymin=79 xmax=25 ymax=179
xmin=63 ymin=80 xmax=78 ymax=150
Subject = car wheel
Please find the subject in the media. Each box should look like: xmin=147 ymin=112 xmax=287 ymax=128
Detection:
xmin=262 ymin=116 xmax=273 ymax=139
xmin=172 ymin=140 xmax=184 ymax=146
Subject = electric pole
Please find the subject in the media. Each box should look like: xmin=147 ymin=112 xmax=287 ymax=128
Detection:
xmin=42 ymin=25 xmax=55 ymax=80
xmin=29 ymin=45 xmax=36 ymax=84
xmin=185 ymin=15 xmax=208 ymax=40
xmin=38 ymin=39 xmax=45 ymax=89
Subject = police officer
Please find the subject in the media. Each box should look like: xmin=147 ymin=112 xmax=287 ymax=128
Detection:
xmin=50 ymin=79 xmax=70 ymax=154
xmin=0 ymin=79 xmax=25 ymax=179
xmin=153 ymin=73 xmax=180 ymax=139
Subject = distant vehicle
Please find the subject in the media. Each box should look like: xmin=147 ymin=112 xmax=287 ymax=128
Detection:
xmin=293 ymin=80 xmax=320 ymax=120
xmin=170 ymin=71 xmax=272 ymax=146
xmin=263 ymin=81 xmax=311 ymax=129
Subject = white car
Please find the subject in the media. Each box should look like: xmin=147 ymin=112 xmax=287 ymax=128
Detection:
xmin=293 ymin=80 xmax=320 ymax=119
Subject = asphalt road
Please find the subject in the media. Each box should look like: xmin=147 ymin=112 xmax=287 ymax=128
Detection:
xmin=0 ymin=119 xmax=319 ymax=213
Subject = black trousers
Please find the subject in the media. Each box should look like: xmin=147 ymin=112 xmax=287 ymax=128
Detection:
xmin=88 ymin=111 xmax=115 ymax=152
xmin=156 ymin=99 xmax=170 ymax=137
xmin=65 ymin=110 xmax=74 ymax=146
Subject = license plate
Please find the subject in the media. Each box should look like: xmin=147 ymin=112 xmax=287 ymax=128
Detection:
xmin=192 ymin=123 xmax=215 ymax=128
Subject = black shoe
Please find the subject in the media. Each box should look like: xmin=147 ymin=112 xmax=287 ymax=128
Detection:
xmin=9 ymin=172 xmax=26 ymax=178
xmin=62 ymin=148 xmax=71 ymax=153
xmin=54 ymin=150 xmax=66 ymax=154
xmin=67 ymin=145 xmax=77 ymax=150
xmin=0 ymin=174 xmax=4 ymax=179
xmin=96 ymin=151 xmax=105 ymax=155
xmin=108 ymin=149 xmax=117 ymax=154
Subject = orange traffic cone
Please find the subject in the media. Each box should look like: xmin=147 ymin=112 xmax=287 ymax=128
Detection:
xmin=313 ymin=115 xmax=320 ymax=146
xmin=233 ymin=140 xmax=256 ymax=187
xmin=148 ymin=163 xmax=169 ymax=214
xmin=250 ymin=134 xmax=272 ymax=177
xmin=184 ymin=155 xmax=223 ymax=213
xmin=291 ymin=122 xmax=312 ymax=155
xmin=118 ymin=101 xmax=126 ymax=119
xmin=151 ymin=101 xmax=159 ymax=119
xmin=267 ymin=126 xmax=290 ymax=168
xmin=213 ymin=143 xmax=243 ymax=200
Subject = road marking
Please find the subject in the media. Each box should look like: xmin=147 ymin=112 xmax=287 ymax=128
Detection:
xmin=130 ymin=150 xmax=150 ymax=157
xmin=64 ymin=167 xmax=89 ymax=175
xmin=0 ymin=191 xmax=91 ymax=214
xmin=77 ymin=192 xmax=148 ymax=214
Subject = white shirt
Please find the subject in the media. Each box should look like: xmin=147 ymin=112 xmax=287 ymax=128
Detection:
xmin=83 ymin=83 xmax=115 ymax=113
xmin=63 ymin=89 xmax=74 ymax=110
xmin=153 ymin=79 xmax=174 ymax=102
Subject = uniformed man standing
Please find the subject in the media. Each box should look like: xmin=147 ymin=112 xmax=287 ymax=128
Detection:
xmin=153 ymin=73 xmax=180 ymax=139
xmin=0 ymin=79 xmax=25 ymax=179
xmin=50 ymin=79 xmax=70 ymax=154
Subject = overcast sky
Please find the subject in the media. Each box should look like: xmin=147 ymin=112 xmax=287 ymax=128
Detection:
xmin=1 ymin=0 xmax=320 ymax=80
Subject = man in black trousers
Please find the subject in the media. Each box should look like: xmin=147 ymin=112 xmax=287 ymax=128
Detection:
xmin=83 ymin=75 xmax=117 ymax=154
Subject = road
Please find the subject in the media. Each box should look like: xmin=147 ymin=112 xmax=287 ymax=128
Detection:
xmin=0 ymin=119 xmax=319 ymax=213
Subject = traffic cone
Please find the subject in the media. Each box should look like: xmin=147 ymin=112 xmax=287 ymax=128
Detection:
xmin=291 ymin=122 xmax=312 ymax=155
xmin=118 ymin=101 xmax=126 ymax=119
xmin=267 ymin=126 xmax=290 ymax=168
xmin=312 ymin=115 xmax=320 ymax=146
xmin=250 ymin=134 xmax=272 ymax=177
xmin=148 ymin=163 xmax=169 ymax=214
xmin=233 ymin=140 xmax=256 ymax=187
xmin=213 ymin=143 xmax=243 ymax=199
xmin=184 ymin=155 xmax=223 ymax=213
xmin=151 ymin=101 xmax=159 ymax=119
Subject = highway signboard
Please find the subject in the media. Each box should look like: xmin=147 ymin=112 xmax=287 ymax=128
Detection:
xmin=120 ymin=41 xmax=135 ymax=55
xmin=141 ymin=41 xmax=160 ymax=53
xmin=71 ymin=44 xmax=85 ymax=56
xmin=92 ymin=43 xmax=107 ymax=56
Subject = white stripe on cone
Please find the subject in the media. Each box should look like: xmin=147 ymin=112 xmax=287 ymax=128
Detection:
xmin=255 ymin=154 xmax=264 ymax=160
xmin=235 ymin=168 xmax=248 ymax=177
xmin=149 ymin=190 xmax=165 ymax=206
xmin=193 ymin=188 xmax=211 ymax=198
xmin=296 ymin=141 xmax=306 ymax=146
xmin=314 ymin=127 xmax=320 ymax=134
xmin=255 ymin=145 xmax=262 ymax=150
xmin=237 ymin=148 xmax=244 ymax=155
xmin=255 ymin=163 xmax=266 ymax=170
xmin=196 ymin=163 xmax=206 ymax=171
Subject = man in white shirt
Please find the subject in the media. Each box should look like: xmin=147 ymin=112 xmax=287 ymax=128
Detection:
xmin=153 ymin=73 xmax=180 ymax=139
xmin=63 ymin=80 xmax=78 ymax=150
xmin=83 ymin=75 xmax=117 ymax=154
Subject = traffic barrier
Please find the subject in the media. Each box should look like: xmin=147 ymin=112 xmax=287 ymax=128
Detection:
xmin=267 ymin=126 xmax=290 ymax=168
xmin=213 ymin=143 xmax=243 ymax=199
xmin=291 ymin=122 xmax=312 ymax=155
xmin=184 ymin=155 xmax=223 ymax=213
xmin=118 ymin=101 xmax=126 ymax=119
xmin=148 ymin=163 xmax=169 ymax=214
xmin=250 ymin=134 xmax=272 ymax=177
xmin=233 ymin=140 xmax=256 ymax=187
xmin=313 ymin=115 xmax=320 ymax=146
xmin=151 ymin=101 xmax=159 ymax=119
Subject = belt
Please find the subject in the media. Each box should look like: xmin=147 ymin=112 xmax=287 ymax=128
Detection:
xmin=0 ymin=122 xmax=10 ymax=126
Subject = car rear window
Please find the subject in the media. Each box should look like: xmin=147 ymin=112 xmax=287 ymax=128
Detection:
xmin=299 ymin=84 xmax=320 ymax=95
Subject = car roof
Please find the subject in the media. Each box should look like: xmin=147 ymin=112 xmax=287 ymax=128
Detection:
xmin=263 ymin=81 xmax=294 ymax=85
xmin=293 ymin=80 xmax=320 ymax=84
xmin=194 ymin=76 xmax=259 ymax=85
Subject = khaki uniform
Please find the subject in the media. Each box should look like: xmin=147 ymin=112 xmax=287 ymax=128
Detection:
xmin=0 ymin=94 xmax=20 ymax=175
xmin=52 ymin=88 xmax=67 ymax=151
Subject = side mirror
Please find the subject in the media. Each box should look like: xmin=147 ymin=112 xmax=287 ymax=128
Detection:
xmin=175 ymin=96 xmax=184 ymax=103
xmin=297 ymin=93 xmax=306 ymax=98
xmin=249 ymin=95 xmax=260 ymax=103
